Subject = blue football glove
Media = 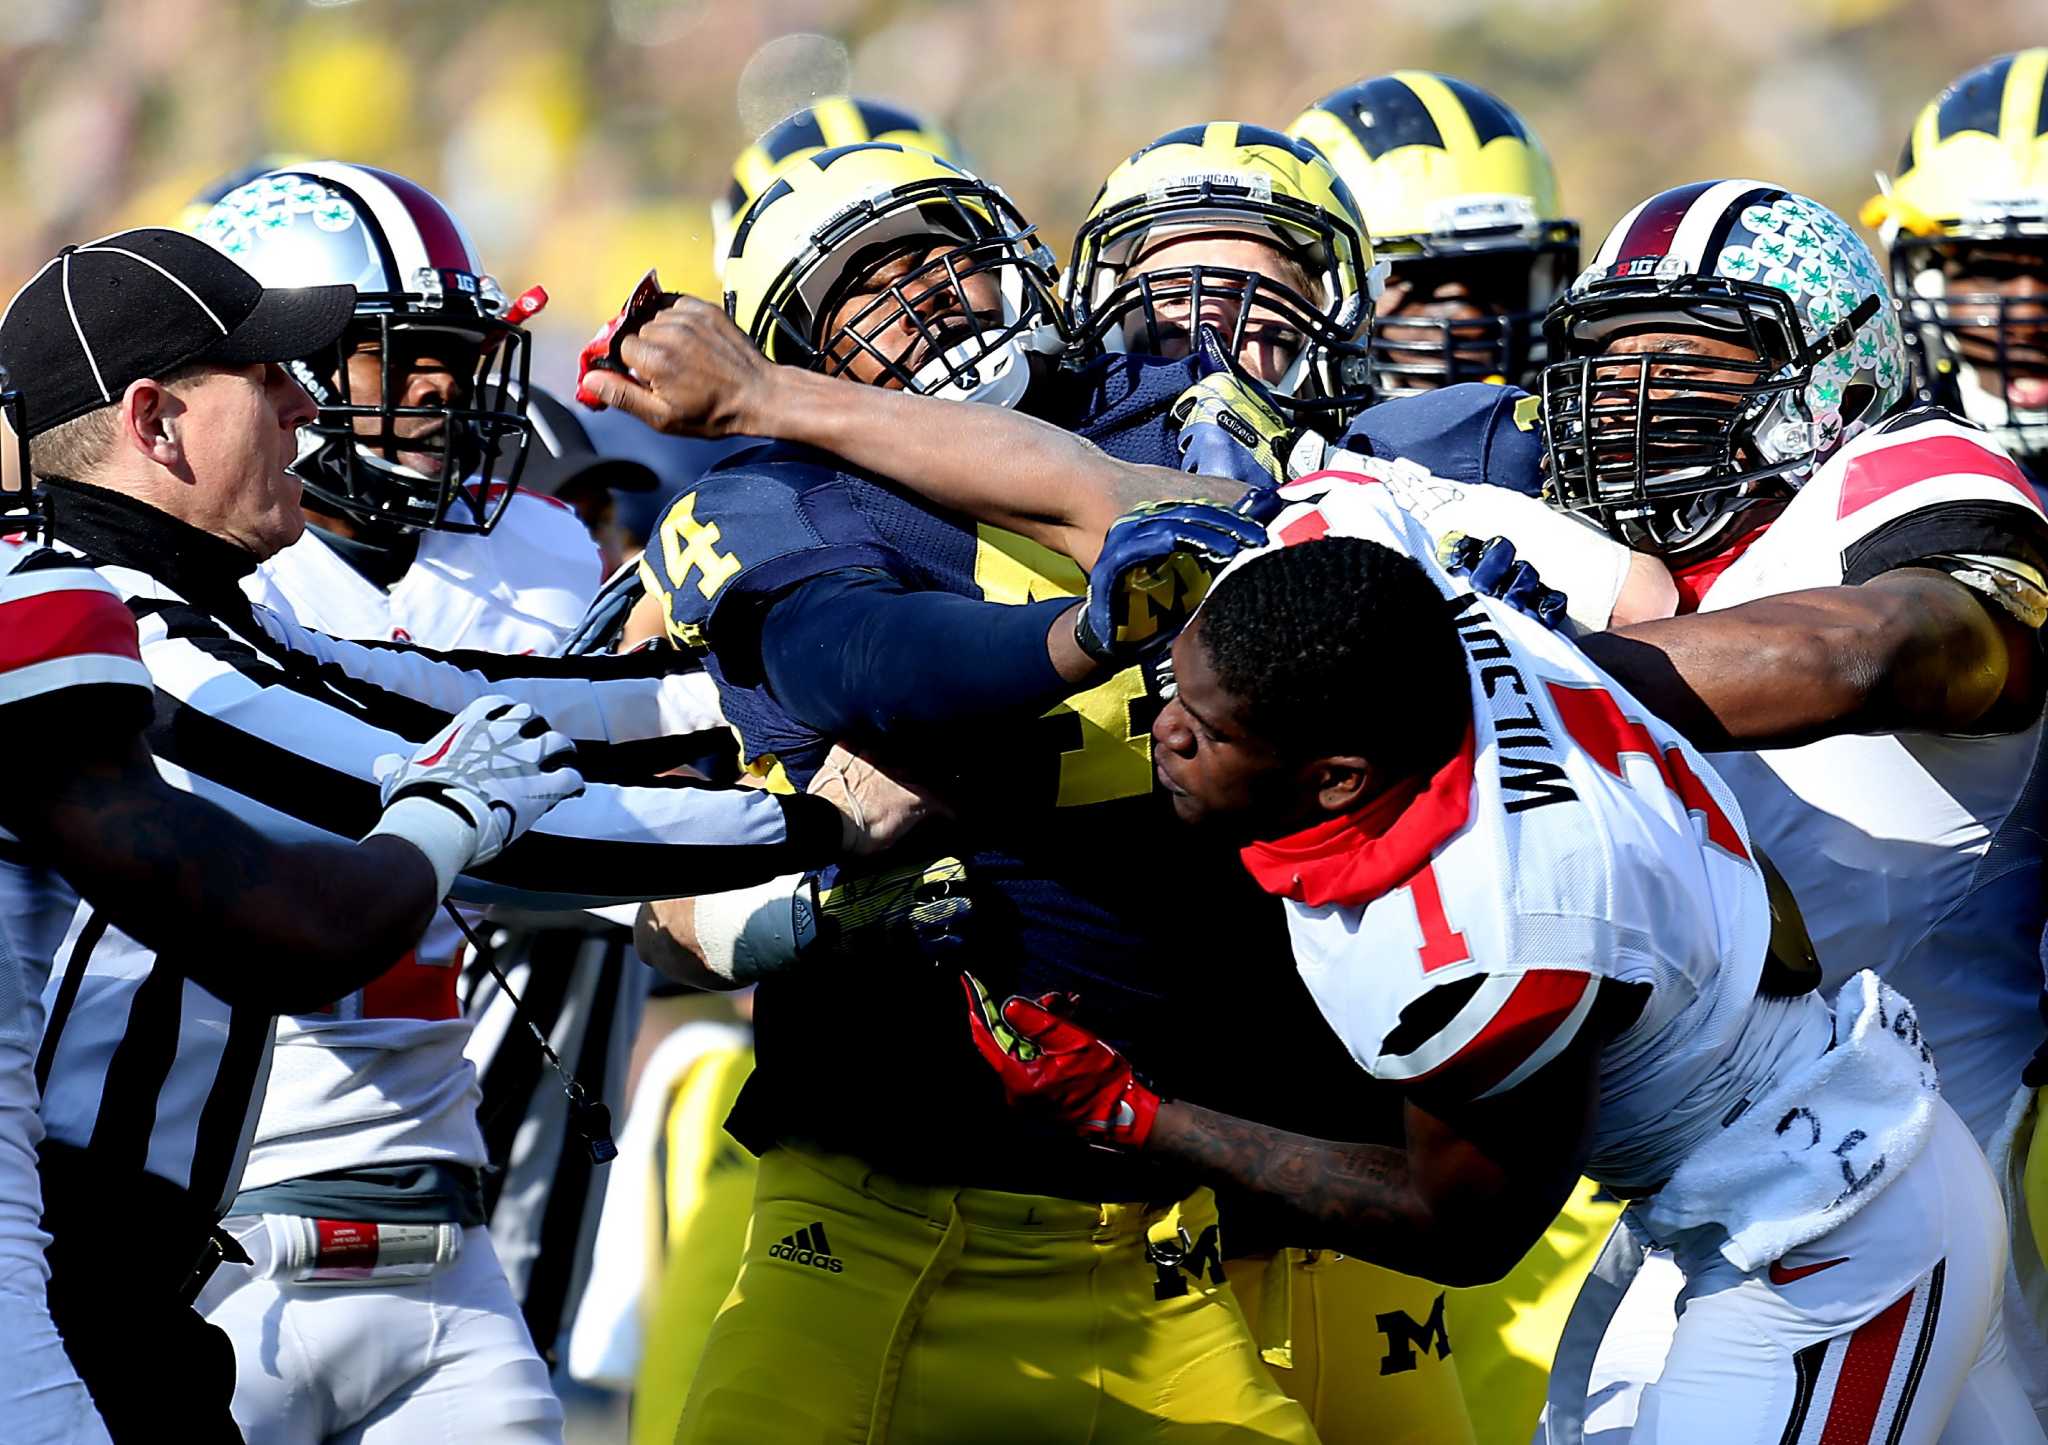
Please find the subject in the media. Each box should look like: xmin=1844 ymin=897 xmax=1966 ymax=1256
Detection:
xmin=1169 ymin=326 xmax=1327 ymax=494
xmin=1075 ymin=501 xmax=1268 ymax=665
xmin=1438 ymin=532 xmax=1570 ymax=632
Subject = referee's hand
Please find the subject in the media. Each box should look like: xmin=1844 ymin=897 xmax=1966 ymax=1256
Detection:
xmin=370 ymin=697 xmax=585 ymax=895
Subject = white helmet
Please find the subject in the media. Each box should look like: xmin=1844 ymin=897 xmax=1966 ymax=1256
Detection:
xmin=1541 ymin=179 xmax=1906 ymax=560
xmin=196 ymin=162 xmax=534 ymax=534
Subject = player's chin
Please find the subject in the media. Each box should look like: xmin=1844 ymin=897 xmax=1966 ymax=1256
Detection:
xmin=1155 ymin=767 xmax=1204 ymax=824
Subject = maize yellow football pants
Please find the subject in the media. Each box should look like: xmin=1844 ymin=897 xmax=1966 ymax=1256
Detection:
xmin=675 ymin=1144 xmax=1318 ymax=1444
xmin=2023 ymin=1086 xmax=2048 ymax=1277
xmin=1224 ymin=1249 xmax=1476 ymax=1445
xmin=631 ymin=1042 xmax=758 ymax=1445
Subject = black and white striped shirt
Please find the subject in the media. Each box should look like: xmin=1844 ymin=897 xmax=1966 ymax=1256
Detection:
xmin=32 ymin=480 xmax=837 ymax=1213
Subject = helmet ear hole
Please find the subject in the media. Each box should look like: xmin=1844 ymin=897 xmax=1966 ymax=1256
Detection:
xmin=1838 ymin=382 xmax=1877 ymax=428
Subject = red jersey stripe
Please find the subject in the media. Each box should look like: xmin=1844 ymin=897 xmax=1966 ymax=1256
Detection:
xmin=1278 ymin=510 xmax=1330 ymax=545
xmin=0 ymin=585 xmax=142 ymax=676
xmin=1416 ymin=968 xmax=1593 ymax=1098
xmin=1837 ymin=434 xmax=2041 ymax=519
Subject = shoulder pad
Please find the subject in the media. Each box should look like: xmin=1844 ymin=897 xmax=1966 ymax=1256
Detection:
xmin=640 ymin=445 xmax=912 ymax=649
xmin=474 ymin=488 xmax=607 ymax=603
xmin=1808 ymin=414 xmax=2048 ymax=582
xmin=0 ymin=550 xmax=152 ymax=721
xmin=1339 ymin=385 xmax=1545 ymax=497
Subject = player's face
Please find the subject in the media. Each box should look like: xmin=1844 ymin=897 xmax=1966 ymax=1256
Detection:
xmin=820 ymin=241 xmax=1006 ymax=390
xmin=342 ymin=331 xmax=485 ymax=478
xmin=1152 ymin=618 xmax=1289 ymax=831
xmin=176 ymin=361 xmax=318 ymax=558
xmin=1375 ymin=255 xmax=1528 ymax=387
xmin=1939 ymin=245 xmax=2048 ymax=411
xmin=1592 ymin=329 xmax=1761 ymax=469
xmin=1120 ymin=234 xmax=1316 ymax=384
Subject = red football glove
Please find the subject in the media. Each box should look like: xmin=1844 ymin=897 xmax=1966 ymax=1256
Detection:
xmin=961 ymin=973 xmax=1161 ymax=1149
xmin=576 ymin=269 xmax=680 ymax=410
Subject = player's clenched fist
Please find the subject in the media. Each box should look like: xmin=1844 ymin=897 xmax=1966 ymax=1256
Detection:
xmin=1170 ymin=325 xmax=1327 ymax=492
xmin=576 ymin=281 xmax=774 ymax=441
xmin=962 ymin=973 xmax=1161 ymax=1149
xmin=806 ymin=743 xmax=946 ymax=858
xmin=1073 ymin=501 xmax=1267 ymax=666
xmin=369 ymin=696 xmax=585 ymax=895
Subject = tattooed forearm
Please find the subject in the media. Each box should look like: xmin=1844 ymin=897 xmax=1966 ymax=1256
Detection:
xmin=10 ymin=736 xmax=437 ymax=1013
xmin=1147 ymin=1098 xmax=1434 ymax=1266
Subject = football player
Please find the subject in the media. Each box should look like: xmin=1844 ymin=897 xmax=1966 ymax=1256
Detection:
xmin=606 ymin=136 xmax=1351 ymax=1444
xmin=0 ymin=371 xmax=584 ymax=1441
xmin=1512 ymin=178 xmax=2044 ymax=1435
xmin=1863 ymin=54 xmax=2048 ymax=1414
xmin=965 ymin=480 xmax=2043 ymax=1445
xmin=3 ymin=218 xmax=930 ymax=1445
xmin=1288 ymin=72 xmax=1578 ymax=397
xmin=185 ymin=162 xmax=678 ymax=1443
xmin=1284 ymin=71 xmax=1599 ymax=1437
xmin=1865 ymin=51 xmax=2048 ymax=481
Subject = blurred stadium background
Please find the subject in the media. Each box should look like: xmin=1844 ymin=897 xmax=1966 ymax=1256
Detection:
xmin=0 ymin=0 xmax=2034 ymax=1437
xmin=0 ymin=0 xmax=2033 ymax=409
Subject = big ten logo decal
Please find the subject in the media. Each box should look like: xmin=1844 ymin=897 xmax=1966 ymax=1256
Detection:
xmin=1377 ymin=1292 xmax=1453 ymax=1375
xmin=657 ymin=492 xmax=743 ymax=601
xmin=973 ymin=527 xmax=1160 ymax=807
xmin=1150 ymin=1223 xmax=1225 ymax=1300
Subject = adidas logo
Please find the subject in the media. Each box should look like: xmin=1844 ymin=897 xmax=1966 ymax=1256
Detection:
xmin=769 ymin=1221 xmax=844 ymax=1273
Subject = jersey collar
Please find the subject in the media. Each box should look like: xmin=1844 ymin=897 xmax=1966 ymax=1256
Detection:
xmin=1670 ymin=512 xmax=1775 ymax=614
xmin=1239 ymin=723 xmax=1476 ymax=908
xmin=42 ymin=474 xmax=260 ymax=605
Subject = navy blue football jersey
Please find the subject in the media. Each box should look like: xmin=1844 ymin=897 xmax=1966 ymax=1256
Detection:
xmin=1338 ymin=382 xmax=1546 ymax=496
xmin=641 ymin=384 xmax=1381 ymax=1198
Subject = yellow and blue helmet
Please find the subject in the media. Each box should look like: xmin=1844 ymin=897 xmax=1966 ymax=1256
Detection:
xmin=1065 ymin=121 xmax=1377 ymax=418
xmin=712 ymin=98 xmax=961 ymax=273
xmin=721 ymin=141 xmax=1062 ymax=408
xmin=1864 ymin=51 xmax=2048 ymax=461
xmin=1289 ymin=72 xmax=1577 ymax=393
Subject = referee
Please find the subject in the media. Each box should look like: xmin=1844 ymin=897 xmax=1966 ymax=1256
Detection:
xmin=0 ymin=230 xmax=927 ymax=1441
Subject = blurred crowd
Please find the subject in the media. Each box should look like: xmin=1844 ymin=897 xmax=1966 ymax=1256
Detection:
xmin=0 ymin=0 xmax=2036 ymax=407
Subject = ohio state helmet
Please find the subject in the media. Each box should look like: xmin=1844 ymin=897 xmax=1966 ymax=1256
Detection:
xmin=1541 ymin=180 xmax=1906 ymax=560
xmin=195 ymin=162 xmax=533 ymax=535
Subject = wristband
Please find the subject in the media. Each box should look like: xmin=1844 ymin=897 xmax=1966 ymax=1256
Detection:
xmin=689 ymin=872 xmax=821 ymax=983
xmin=365 ymin=793 xmax=480 ymax=902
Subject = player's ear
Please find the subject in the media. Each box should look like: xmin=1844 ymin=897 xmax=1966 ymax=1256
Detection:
xmin=1307 ymin=754 xmax=1371 ymax=816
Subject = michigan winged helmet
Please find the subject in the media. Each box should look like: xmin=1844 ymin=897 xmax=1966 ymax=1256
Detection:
xmin=1065 ymin=121 xmax=1378 ymax=417
xmin=1865 ymin=50 xmax=2048 ymax=467
xmin=1289 ymin=72 xmax=1577 ymax=393
xmin=721 ymin=141 xmax=1063 ymax=409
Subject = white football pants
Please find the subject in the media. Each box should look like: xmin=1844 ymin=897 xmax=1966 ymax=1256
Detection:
xmin=1564 ymin=1099 xmax=2042 ymax=1445
xmin=0 ymin=1262 xmax=111 ymax=1444
xmin=196 ymin=1219 xmax=563 ymax=1444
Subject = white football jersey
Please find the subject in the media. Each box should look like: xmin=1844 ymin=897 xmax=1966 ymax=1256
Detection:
xmin=1237 ymin=477 xmax=1831 ymax=1191
xmin=1689 ymin=410 xmax=2048 ymax=1144
xmin=0 ymin=538 xmax=153 ymax=1272
xmin=235 ymin=492 xmax=602 ymax=1189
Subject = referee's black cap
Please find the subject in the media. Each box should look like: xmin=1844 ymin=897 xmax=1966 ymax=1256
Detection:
xmin=0 ymin=227 xmax=356 ymax=439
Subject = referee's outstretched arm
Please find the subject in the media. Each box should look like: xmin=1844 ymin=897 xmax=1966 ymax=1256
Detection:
xmin=6 ymin=716 xmax=439 ymax=1014
xmin=133 ymin=592 xmax=863 ymax=909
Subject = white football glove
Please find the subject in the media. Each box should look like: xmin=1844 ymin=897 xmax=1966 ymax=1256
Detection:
xmin=367 ymin=695 xmax=584 ymax=898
